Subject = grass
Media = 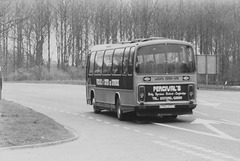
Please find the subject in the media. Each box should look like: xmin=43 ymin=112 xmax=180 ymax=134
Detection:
xmin=0 ymin=99 xmax=75 ymax=148
xmin=5 ymin=66 xmax=86 ymax=82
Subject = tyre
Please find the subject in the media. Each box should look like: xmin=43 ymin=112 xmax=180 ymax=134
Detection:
xmin=92 ymin=97 xmax=101 ymax=114
xmin=116 ymin=98 xmax=125 ymax=121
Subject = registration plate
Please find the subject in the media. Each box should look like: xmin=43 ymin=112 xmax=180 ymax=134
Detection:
xmin=159 ymin=105 xmax=175 ymax=109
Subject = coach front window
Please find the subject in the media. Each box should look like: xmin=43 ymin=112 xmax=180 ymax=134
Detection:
xmin=136 ymin=44 xmax=195 ymax=74
xmin=166 ymin=45 xmax=196 ymax=73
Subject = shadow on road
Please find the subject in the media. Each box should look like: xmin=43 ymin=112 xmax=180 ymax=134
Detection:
xmin=89 ymin=110 xmax=193 ymax=125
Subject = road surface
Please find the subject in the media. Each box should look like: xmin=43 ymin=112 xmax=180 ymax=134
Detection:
xmin=1 ymin=83 xmax=240 ymax=161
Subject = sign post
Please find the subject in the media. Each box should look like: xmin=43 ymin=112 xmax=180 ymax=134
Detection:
xmin=196 ymin=55 xmax=218 ymax=85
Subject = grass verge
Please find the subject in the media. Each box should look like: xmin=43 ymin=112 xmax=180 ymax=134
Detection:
xmin=0 ymin=99 xmax=75 ymax=148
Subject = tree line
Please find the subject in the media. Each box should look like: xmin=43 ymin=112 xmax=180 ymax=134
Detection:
xmin=0 ymin=0 xmax=239 ymax=83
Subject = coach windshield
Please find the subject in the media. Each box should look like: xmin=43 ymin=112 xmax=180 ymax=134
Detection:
xmin=136 ymin=44 xmax=195 ymax=74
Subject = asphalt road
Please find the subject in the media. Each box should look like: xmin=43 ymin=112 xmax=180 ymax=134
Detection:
xmin=1 ymin=83 xmax=240 ymax=161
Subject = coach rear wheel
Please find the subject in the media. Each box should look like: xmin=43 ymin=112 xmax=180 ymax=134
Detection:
xmin=92 ymin=97 xmax=101 ymax=114
xmin=116 ymin=98 xmax=125 ymax=121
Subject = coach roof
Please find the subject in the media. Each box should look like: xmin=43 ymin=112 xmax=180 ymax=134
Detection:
xmin=90 ymin=37 xmax=192 ymax=52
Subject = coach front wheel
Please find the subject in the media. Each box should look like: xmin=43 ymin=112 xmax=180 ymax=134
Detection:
xmin=116 ymin=98 xmax=125 ymax=121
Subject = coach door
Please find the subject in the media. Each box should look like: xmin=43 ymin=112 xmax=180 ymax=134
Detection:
xmin=122 ymin=47 xmax=135 ymax=90
xmin=86 ymin=51 xmax=96 ymax=104
xmin=86 ymin=54 xmax=90 ymax=103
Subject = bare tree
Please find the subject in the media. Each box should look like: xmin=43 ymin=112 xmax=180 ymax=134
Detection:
xmin=54 ymin=0 xmax=70 ymax=70
xmin=32 ymin=0 xmax=51 ymax=66
xmin=46 ymin=1 xmax=52 ymax=71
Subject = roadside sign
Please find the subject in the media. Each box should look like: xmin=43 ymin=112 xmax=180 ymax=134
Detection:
xmin=196 ymin=55 xmax=218 ymax=74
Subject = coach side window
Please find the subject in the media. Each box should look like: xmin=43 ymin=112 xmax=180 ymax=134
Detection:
xmin=94 ymin=51 xmax=104 ymax=74
xmin=112 ymin=48 xmax=124 ymax=74
xmin=89 ymin=52 xmax=96 ymax=74
xmin=103 ymin=50 xmax=113 ymax=74
xmin=122 ymin=47 xmax=130 ymax=75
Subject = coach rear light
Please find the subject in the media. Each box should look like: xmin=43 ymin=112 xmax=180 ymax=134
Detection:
xmin=188 ymin=84 xmax=194 ymax=100
xmin=138 ymin=86 xmax=145 ymax=102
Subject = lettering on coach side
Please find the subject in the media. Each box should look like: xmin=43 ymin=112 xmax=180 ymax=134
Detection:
xmin=111 ymin=79 xmax=119 ymax=86
xmin=96 ymin=79 xmax=103 ymax=85
xmin=103 ymin=79 xmax=110 ymax=86
xmin=96 ymin=79 xmax=119 ymax=87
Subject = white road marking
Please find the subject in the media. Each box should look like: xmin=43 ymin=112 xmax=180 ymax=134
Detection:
xmin=198 ymin=99 xmax=240 ymax=113
xmin=198 ymin=100 xmax=221 ymax=107
xmin=152 ymin=140 xmax=224 ymax=161
xmin=194 ymin=110 xmax=209 ymax=116
xmin=123 ymin=126 xmax=130 ymax=130
xmin=133 ymin=129 xmax=141 ymax=133
xmin=171 ymin=140 xmax=205 ymax=151
xmin=214 ymin=107 xmax=240 ymax=113
xmin=192 ymin=118 xmax=236 ymax=140
xmin=158 ymin=136 xmax=167 ymax=140
xmin=145 ymin=133 xmax=154 ymax=136
xmin=221 ymin=119 xmax=240 ymax=126
xmin=162 ymin=139 xmax=240 ymax=161
xmin=154 ymin=122 xmax=240 ymax=142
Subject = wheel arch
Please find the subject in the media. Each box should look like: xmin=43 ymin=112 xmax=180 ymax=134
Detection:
xmin=90 ymin=89 xmax=95 ymax=105
xmin=115 ymin=92 xmax=121 ymax=105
